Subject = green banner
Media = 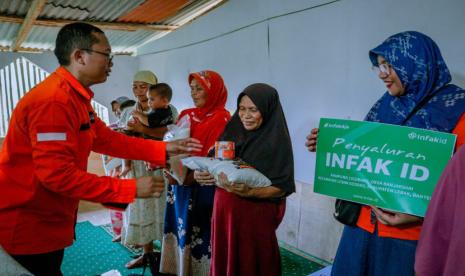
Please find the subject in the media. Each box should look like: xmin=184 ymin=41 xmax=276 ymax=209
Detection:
xmin=313 ymin=118 xmax=456 ymax=217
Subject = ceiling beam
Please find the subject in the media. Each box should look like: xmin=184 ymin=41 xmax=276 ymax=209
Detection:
xmin=0 ymin=15 xmax=178 ymax=32
xmin=12 ymin=0 xmax=48 ymax=51
xmin=35 ymin=18 xmax=178 ymax=31
xmin=0 ymin=45 xmax=133 ymax=55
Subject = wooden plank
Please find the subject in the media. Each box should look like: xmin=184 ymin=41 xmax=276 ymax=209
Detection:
xmin=0 ymin=15 xmax=178 ymax=32
xmin=0 ymin=44 xmax=133 ymax=55
xmin=35 ymin=18 xmax=178 ymax=31
xmin=0 ymin=15 xmax=23 ymax=24
xmin=12 ymin=0 xmax=48 ymax=51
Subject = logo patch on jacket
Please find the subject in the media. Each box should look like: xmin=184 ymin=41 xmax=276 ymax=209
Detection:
xmin=37 ymin=132 xmax=67 ymax=142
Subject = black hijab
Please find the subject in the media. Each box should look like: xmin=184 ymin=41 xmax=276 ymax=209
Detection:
xmin=219 ymin=83 xmax=295 ymax=194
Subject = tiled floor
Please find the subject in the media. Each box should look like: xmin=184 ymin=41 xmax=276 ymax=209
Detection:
xmin=76 ymin=201 xmax=327 ymax=276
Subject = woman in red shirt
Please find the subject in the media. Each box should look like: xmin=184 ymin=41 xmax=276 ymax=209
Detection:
xmin=159 ymin=70 xmax=231 ymax=276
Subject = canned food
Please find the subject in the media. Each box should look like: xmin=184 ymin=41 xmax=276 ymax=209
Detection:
xmin=215 ymin=141 xmax=235 ymax=160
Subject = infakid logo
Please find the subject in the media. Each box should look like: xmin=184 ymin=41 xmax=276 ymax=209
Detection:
xmin=324 ymin=122 xmax=349 ymax=129
xmin=408 ymin=132 xmax=448 ymax=144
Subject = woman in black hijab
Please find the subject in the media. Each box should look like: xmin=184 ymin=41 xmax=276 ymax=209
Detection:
xmin=194 ymin=83 xmax=295 ymax=276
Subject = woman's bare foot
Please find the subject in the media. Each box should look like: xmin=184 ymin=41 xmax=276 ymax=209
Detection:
xmin=126 ymin=255 xmax=144 ymax=269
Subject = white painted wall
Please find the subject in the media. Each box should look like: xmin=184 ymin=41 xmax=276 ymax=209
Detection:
xmin=136 ymin=0 xmax=465 ymax=262
xmin=92 ymin=55 xmax=139 ymax=122
xmin=0 ymin=51 xmax=138 ymax=122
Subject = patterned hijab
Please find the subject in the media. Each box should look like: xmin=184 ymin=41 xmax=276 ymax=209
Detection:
xmin=179 ymin=70 xmax=230 ymax=156
xmin=365 ymin=31 xmax=465 ymax=131
xmin=218 ymin=83 xmax=295 ymax=194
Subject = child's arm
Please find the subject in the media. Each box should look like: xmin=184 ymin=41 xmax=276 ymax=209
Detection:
xmin=127 ymin=120 xmax=169 ymax=139
xmin=131 ymin=110 xmax=149 ymax=126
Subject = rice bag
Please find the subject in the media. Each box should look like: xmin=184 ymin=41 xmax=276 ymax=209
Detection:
xmin=182 ymin=157 xmax=272 ymax=188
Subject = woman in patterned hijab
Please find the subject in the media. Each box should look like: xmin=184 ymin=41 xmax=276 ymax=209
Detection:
xmin=365 ymin=31 xmax=465 ymax=131
xmin=307 ymin=31 xmax=465 ymax=276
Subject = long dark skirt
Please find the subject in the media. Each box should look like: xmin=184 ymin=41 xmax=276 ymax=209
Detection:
xmin=210 ymin=188 xmax=286 ymax=276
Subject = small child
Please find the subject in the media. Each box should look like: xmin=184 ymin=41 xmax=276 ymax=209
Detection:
xmin=131 ymin=83 xmax=174 ymax=128
xmin=109 ymin=96 xmax=135 ymax=130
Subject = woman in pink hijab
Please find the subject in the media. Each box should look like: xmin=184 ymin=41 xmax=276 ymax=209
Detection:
xmin=415 ymin=145 xmax=465 ymax=275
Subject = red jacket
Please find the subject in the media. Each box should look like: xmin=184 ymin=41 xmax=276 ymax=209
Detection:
xmin=0 ymin=67 xmax=166 ymax=254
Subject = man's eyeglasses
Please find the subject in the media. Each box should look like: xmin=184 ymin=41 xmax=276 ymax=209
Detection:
xmin=81 ymin=49 xmax=114 ymax=63
xmin=371 ymin=63 xmax=391 ymax=76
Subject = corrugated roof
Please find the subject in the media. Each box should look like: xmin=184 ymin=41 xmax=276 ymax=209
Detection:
xmin=0 ymin=23 xmax=20 ymax=47
xmin=21 ymin=25 xmax=57 ymax=50
xmin=104 ymin=29 xmax=161 ymax=53
xmin=87 ymin=0 xmax=145 ymax=22
xmin=40 ymin=0 xmax=145 ymax=22
xmin=19 ymin=25 xmax=160 ymax=53
xmin=0 ymin=0 xmax=226 ymax=54
xmin=117 ymin=0 xmax=189 ymax=24
xmin=0 ymin=0 xmax=30 ymax=17
xmin=163 ymin=0 xmax=222 ymax=25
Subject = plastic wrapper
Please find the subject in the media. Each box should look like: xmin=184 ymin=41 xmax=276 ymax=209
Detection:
xmin=163 ymin=115 xmax=191 ymax=184
xmin=182 ymin=156 xmax=272 ymax=188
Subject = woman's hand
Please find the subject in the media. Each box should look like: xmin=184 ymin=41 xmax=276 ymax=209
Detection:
xmin=131 ymin=110 xmax=149 ymax=126
xmin=305 ymin=128 xmax=319 ymax=152
xmin=120 ymin=160 xmax=132 ymax=178
xmin=127 ymin=118 xmax=144 ymax=133
xmin=166 ymin=138 xmax=203 ymax=156
xmin=163 ymin=169 xmax=177 ymax=185
xmin=371 ymin=206 xmax=423 ymax=226
xmin=131 ymin=110 xmax=144 ymax=121
xmin=218 ymin=172 xmax=252 ymax=197
xmin=193 ymin=170 xmax=216 ymax=186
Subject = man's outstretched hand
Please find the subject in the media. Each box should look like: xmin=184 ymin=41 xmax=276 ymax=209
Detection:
xmin=166 ymin=138 xmax=203 ymax=156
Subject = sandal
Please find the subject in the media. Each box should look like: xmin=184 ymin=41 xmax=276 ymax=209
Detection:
xmin=125 ymin=255 xmax=145 ymax=269
xmin=112 ymin=235 xmax=121 ymax=242
xmin=128 ymin=251 xmax=162 ymax=276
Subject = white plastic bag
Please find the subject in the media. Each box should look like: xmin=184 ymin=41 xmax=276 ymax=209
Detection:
xmin=164 ymin=115 xmax=191 ymax=184
xmin=163 ymin=115 xmax=191 ymax=142
xmin=101 ymin=270 xmax=122 ymax=276
xmin=182 ymin=157 xmax=272 ymax=188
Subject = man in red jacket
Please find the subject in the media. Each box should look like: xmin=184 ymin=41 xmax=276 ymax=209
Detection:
xmin=0 ymin=23 xmax=201 ymax=276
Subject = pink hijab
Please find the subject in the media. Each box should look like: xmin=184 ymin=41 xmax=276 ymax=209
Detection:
xmin=415 ymin=145 xmax=465 ymax=275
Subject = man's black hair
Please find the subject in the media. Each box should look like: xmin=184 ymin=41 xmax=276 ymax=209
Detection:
xmin=54 ymin=22 xmax=104 ymax=66
xmin=150 ymin=83 xmax=173 ymax=102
